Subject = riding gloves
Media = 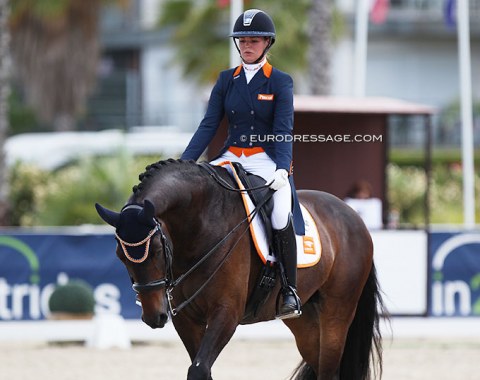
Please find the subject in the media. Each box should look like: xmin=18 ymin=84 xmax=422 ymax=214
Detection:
xmin=269 ymin=169 xmax=289 ymax=190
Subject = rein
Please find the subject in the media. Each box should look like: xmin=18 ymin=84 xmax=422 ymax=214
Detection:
xmin=198 ymin=162 xmax=273 ymax=192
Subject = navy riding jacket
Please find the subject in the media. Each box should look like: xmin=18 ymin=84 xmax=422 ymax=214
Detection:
xmin=181 ymin=62 xmax=305 ymax=235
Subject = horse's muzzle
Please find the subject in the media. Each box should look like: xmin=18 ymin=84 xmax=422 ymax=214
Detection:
xmin=142 ymin=311 xmax=169 ymax=329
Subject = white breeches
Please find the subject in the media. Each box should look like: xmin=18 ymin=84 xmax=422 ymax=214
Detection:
xmin=210 ymin=151 xmax=292 ymax=230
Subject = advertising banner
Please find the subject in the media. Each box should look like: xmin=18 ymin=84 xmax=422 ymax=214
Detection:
xmin=429 ymin=231 xmax=480 ymax=317
xmin=0 ymin=232 xmax=141 ymax=320
xmin=3 ymin=229 xmax=480 ymax=320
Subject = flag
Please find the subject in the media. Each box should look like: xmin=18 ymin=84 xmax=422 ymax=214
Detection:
xmin=444 ymin=0 xmax=456 ymax=28
xmin=217 ymin=0 xmax=230 ymax=8
xmin=370 ymin=0 xmax=389 ymax=24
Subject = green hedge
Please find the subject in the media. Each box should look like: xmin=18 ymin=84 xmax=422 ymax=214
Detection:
xmin=390 ymin=148 xmax=480 ymax=167
xmin=48 ymin=280 xmax=95 ymax=315
xmin=6 ymin=151 xmax=480 ymax=227
xmin=8 ymin=151 xmax=159 ymax=226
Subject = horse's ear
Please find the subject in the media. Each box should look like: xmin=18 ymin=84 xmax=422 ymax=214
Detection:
xmin=139 ymin=199 xmax=156 ymax=223
xmin=95 ymin=203 xmax=120 ymax=228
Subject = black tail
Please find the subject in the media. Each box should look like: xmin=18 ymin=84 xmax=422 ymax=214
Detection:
xmin=339 ymin=263 xmax=388 ymax=379
xmin=290 ymin=362 xmax=316 ymax=380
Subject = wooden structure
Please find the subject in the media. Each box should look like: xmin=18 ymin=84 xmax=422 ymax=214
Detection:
xmin=208 ymin=95 xmax=435 ymax=227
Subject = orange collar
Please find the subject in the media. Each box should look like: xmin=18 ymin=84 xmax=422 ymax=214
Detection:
xmin=233 ymin=61 xmax=273 ymax=78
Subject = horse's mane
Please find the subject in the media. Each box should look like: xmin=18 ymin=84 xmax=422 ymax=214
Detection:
xmin=132 ymin=158 xmax=198 ymax=195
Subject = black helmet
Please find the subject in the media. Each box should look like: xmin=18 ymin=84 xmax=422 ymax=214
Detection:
xmin=230 ymin=9 xmax=276 ymax=64
xmin=230 ymin=9 xmax=276 ymax=43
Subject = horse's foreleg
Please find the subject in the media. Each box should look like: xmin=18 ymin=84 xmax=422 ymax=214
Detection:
xmin=174 ymin=307 xmax=239 ymax=380
xmin=187 ymin=308 xmax=239 ymax=380
xmin=172 ymin=314 xmax=207 ymax=369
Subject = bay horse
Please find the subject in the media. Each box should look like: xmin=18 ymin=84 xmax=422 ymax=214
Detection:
xmin=95 ymin=158 xmax=386 ymax=380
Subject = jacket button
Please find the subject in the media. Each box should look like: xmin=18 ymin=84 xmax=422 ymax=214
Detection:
xmin=251 ymin=110 xmax=254 ymax=115
xmin=250 ymin=126 xmax=254 ymax=130
xmin=234 ymin=125 xmax=237 ymax=128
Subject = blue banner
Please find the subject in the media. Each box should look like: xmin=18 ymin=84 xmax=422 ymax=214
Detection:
xmin=429 ymin=232 xmax=480 ymax=317
xmin=3 ymin=229 xmax=480 ymax=320
xmin=0 ymin=231 xmax=141 ymax=320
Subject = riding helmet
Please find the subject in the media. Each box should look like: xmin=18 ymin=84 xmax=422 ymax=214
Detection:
xmin=230 ymin=9 xmax=276 ymax=45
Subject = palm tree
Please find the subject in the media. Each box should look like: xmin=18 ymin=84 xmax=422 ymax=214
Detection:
xmin=0 ymin=0 xmax=11 ymax=225
xmin=158 ymin=0 xmax=338 ymax=95
xmin=0 ymin=0 xmax=128 ymax=225
xmin=9 ymin=0 xmax=129 ymax=131
xmin=308 ymin=0 xmax=332 ymax=95
xmin=158 ymin=0 xmax=310 ymax=85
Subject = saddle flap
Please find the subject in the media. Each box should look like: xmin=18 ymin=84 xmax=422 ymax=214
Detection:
xmin=230 ymin=162 xmax=274 ymax=243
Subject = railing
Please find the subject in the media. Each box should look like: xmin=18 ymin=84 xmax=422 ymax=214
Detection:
xmin=389 ymin=0 xmax=480 ymax=20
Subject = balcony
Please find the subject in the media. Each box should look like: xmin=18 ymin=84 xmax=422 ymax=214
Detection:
xmin=342 ymin=0 xmax=480 ymax=37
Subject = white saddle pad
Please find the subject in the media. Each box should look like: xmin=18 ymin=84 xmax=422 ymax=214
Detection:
xmin=216 ymin=161 xmax=322 ymax=268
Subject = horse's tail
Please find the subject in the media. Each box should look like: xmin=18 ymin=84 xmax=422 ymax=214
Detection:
xmin=289 ymin=263 xmax=387 ymax=380
xmin=339 ymin=262 xmax=387 ymax=380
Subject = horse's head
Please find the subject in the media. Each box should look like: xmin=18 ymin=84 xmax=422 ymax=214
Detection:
xmin=95 ymin=199 xmax=172 ymax=328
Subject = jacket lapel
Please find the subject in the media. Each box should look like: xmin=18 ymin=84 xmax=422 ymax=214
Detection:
xmin=248 ymin=61 xmax=272 ymax=94
xmin=232 ymin=66 xmax=254 ymax=109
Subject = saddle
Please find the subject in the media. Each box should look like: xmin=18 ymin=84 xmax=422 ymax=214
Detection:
xmin=199 ymin=162 xmax=280 ymax=320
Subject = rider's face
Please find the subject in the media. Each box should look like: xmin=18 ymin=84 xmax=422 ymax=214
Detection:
xmin=238 ymin=37 xmax=269 ymax=64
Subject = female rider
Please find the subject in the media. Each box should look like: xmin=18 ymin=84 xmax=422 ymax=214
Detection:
xmin=181 ymin=9 xmax=302 ymax=319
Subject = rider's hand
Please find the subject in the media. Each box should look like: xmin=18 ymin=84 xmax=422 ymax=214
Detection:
xmin=269 ymin=169 xmax=289 ymax=191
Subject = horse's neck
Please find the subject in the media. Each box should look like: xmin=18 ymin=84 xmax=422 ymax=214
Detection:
xmin=154 ymin=169 xmax=242 ymax=258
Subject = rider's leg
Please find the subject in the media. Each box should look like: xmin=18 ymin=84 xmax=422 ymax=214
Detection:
xmin=272 ymin=184 xmax=301 ymax=319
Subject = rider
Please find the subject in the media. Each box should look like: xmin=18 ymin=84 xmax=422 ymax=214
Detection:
xmin=180 ymin=9 xmax=302 ymax=319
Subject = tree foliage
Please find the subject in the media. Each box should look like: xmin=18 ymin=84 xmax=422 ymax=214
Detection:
xmin=158 ymin=0 xmax=310 ymax=85
xmin=0 ymin=0 xmax=11 ymax=224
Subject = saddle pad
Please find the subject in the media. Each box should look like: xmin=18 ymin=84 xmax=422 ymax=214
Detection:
xmin=216 ymin=161 xmax=322 ymax=268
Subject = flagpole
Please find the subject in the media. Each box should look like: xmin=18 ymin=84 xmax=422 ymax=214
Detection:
xmin=354 ymin=0 xmax=369 ymax=97
xmin=457 ymin=0 xmax=476 ymax=228
xmin=230 ymin=0 xmax=243 ymax=68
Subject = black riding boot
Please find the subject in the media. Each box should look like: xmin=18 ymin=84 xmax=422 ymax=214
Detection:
xmin=274 ymin=215 xmax=301 ymax=319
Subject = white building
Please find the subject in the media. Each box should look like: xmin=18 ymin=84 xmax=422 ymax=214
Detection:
xmin=92 ymin=0 xmax=480 ymax=144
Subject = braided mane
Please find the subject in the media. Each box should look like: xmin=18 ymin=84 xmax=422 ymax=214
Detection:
xmin=132 ymin=158 xmax=196 ymax=195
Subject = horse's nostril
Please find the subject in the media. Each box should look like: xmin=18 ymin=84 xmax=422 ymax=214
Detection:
xmin=159 ymin=313 xmax=168 ymax=325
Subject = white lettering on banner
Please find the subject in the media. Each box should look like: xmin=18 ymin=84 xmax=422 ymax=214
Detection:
xmin=0 ymin=279 xmax=11 ymax=319
xmin=94 ymin=284 xmax=121 ymax=315
xmin=431 ymin=233 xmax=480 ymax=317
xmin=0 ymin=272 xmax=122 ymax=320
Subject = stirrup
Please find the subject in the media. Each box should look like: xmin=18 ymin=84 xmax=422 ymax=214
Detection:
xmin=275 ymin=286 xmax=302 ymax=320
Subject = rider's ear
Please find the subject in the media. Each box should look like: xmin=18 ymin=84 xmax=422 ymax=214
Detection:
xmin=139 ymin=199 xmax=156 ymax=224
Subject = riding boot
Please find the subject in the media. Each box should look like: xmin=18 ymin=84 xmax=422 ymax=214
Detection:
xmin=274 ymin=215 xmax=302 ymax=319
